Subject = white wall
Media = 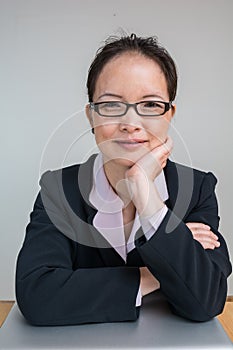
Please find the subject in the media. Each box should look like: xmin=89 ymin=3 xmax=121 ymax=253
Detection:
xmin=1 ymin=0 xmax=232 ymax=299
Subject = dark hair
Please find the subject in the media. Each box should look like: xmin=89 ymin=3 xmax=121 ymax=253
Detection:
xmin=86 ymin=33 xmax=178 ymax=102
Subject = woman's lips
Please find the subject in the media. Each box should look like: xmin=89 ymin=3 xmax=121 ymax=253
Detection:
xmin=114 ymin=139 xmax=148 ymax=149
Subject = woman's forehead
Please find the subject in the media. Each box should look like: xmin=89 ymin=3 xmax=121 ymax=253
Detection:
xmin=93 ymin=53 xmax=168 ymax=101
xmin=101 ymin=51 xmax=163 ymax=71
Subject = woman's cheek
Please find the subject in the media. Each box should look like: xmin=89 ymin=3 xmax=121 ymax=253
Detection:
xmin=148 ymin=121 xmax=170 ymax=147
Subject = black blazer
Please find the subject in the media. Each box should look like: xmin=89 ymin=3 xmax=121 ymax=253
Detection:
xmin=15 ymin=155 xmax=232 ymax=326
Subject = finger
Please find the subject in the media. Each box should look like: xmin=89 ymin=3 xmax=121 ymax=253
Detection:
xmin=186 ymin=222 xmax=211 ymax=230
xmin=187 ymin=225 xmax=218 ymax=240
xmin=161 ymin=159 xmax=167 ymax=169
xmin=159 ymin=140 xmax=173 ymax=158
xmin=192 ymin=234 xmax=220 ymax=249
xmin=192 ymin=233 xmax=220 ymax=246
xmin=150 ymin=137 xmax=173 ymax=159
xmin=197 ymin=230 xmax=218 ymax=241
xmin=136 ymin=147 xmax=168 ymax=174
xmin=186 ymin=223 xmax=219 ymax=239
xmin=199 ymin=241 xmax=220 ymax=250
xmin=192 ymin=236 xmax=220 ymax=250
xmin=191 ymin=229 xmax=219 ymax=240
xmin=199 ymin=242 xmax=218 ymax=250
xmin=163 ymin=135 xmax=173 ymax=153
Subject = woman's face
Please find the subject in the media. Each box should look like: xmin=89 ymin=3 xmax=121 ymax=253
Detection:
xmin=86 ymin=52 xmax=176 ymax=167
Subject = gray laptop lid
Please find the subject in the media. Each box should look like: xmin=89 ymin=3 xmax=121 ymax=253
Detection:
xmin=0 ymin=292 xmax=232 ymax=350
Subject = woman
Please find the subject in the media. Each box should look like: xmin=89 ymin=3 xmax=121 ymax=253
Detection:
xmin=16 ymin=34 xmax=232 ymax=326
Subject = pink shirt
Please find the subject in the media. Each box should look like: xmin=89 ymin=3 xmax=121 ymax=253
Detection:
xmin=89 ymin=153 xmax=169 ymax=305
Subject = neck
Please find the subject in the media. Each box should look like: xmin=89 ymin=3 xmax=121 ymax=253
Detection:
xmin=103 ymin=158 xmax=132 ymax=206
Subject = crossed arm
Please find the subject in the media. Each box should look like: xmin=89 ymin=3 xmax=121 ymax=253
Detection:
xmin=140 ymin=222 xmax=221 ymax=297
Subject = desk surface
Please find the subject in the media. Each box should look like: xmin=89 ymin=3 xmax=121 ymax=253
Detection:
xmin=0 ymin=292 xmax=232 ymax=350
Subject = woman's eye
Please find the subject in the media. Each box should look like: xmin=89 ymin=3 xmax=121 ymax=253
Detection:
xmin=102 ymin=102 xmax=121 ymax=108
xmin=143 ymin=101 xmax=160 ymax=108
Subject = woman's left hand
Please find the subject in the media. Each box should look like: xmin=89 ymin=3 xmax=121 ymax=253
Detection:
xmin=186 ymin=222 xmax=220 ymax=250
xmin=124 ymin=136 xmax=173 ymax=217
xmin=126 ymin=136 xmax=173 ymax=182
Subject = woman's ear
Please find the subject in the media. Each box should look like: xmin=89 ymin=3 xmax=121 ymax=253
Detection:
xmin=85 ymin=104 xmax=95 ymax=134
xmin=85 ymin=104 xmax=93 ymax=127
xmin=171 ymin=104 xmax=176 ymax=118
xmin=85 ymin=104 xmax=92 ymax=126
xmin=165 ymin=104 xmax=176 ymax=124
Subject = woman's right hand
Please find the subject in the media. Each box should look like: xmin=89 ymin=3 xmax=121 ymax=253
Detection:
xmin=139 ymin=267 xmax=160 ymax=297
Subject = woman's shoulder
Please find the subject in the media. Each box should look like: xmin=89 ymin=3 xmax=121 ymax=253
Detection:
xmin=165 ymin=159 xmax=218 ymax=189
xmin=40 ymin=154 xmax=97 ymax=179
xmin=38 ymin=154 xmax=98 ymax=199
xmin=166 ymin=159 xmax=217 ymax=178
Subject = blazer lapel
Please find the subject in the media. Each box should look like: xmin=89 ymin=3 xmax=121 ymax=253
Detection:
xmin=164 ymin=159 xmax=179 ymax=210
xmin=164 ymin=159 xmax=194 ymax=220
xmin=62 ymin=155 xmax=126 ymax=266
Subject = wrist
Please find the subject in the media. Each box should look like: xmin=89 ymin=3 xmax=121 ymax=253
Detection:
xmin=133 ymin=180 xmax=164 ymax=217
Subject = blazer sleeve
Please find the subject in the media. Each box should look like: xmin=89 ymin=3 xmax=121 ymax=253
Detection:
xmin=136 ymin=172 xmax=232 ymax=322
xmin=15 ymin=172 xmax=140 ymax=326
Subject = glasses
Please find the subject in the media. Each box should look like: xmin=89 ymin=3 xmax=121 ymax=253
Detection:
xmin=89 ymin=100 xmax=172 ymax=117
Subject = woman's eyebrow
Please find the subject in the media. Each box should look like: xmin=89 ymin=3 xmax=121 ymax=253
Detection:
xmin=97 ymin=93 xmax=123 ymax=100
xmin=97 ymin=93 xmax=165 ymax=100
xmin=142 ymin=94 xmax=164 ymax=100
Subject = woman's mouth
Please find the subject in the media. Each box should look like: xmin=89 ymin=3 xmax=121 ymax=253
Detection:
xmin=114 ymin=139 xmax=148 ymax=149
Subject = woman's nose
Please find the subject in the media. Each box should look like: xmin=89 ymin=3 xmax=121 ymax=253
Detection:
xmin=119 ymin=110 xmax=142 ymax=133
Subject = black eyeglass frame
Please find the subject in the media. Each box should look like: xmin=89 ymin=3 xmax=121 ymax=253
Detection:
xmin=89 ymin=100 xmax=173 ymax=117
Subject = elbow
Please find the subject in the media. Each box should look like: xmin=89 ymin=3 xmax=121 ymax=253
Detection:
xmin=169 ymin=290 xmax=227 ymax=322
xmin=183 ymin=304 xmax=224 ymax=323
xmin=182 ymin=273 xmax=229 ymax=322
xmin=16 ymin=291 xmax=43 ymax=326
xmin=169 ymin=303 xmax=213 ymax=322
xmin=16 ymin=281 xmax=53 ymax=326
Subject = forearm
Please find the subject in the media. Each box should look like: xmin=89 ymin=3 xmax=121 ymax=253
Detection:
xmin=16 ymin=203 xmax=140 ymax=326
xmin=16 ymin=259 xmax=140 ymax=326
xmin=128 ymin=176 xmax=165 ymax=217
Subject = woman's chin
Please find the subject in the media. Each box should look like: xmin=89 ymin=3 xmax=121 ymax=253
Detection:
xmin=101 ymin=152 xmax=138 ymax=168
xmin=113 ymin=157 xmax=136 ymax=168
